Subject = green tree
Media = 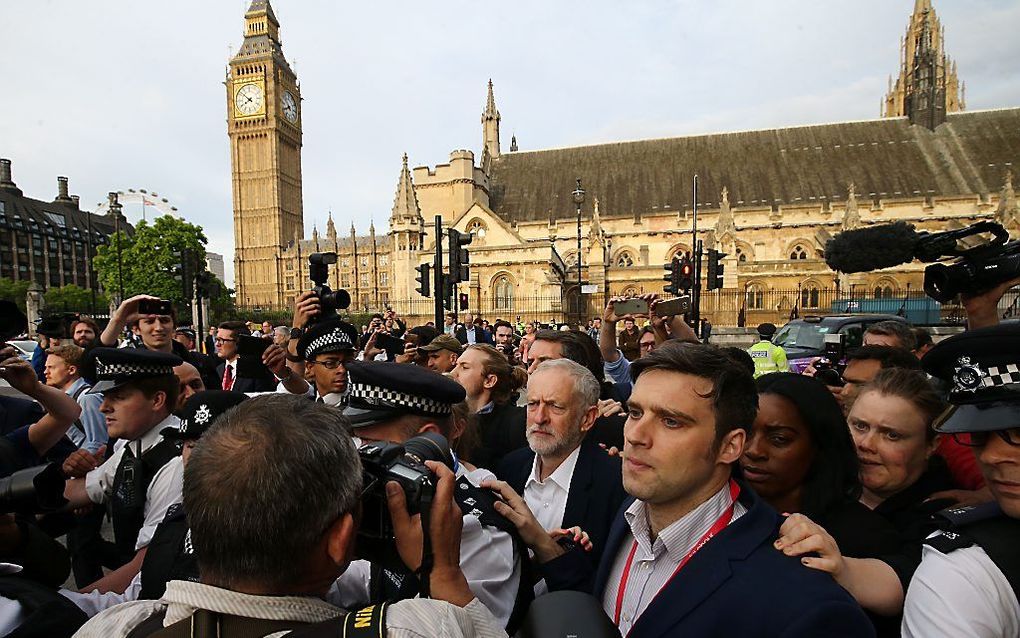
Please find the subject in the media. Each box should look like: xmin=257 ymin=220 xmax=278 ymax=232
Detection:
xmin=43 ymin=284 xmax=109 ymax=313
xmin=94 ymin=216 xmax=208 ymax=316
xmin=0 ymin=278 xmax=31 ymax=311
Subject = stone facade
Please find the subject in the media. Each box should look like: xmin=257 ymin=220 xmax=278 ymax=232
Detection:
xmin=231 ymin=0 xmax=1019 ymax=325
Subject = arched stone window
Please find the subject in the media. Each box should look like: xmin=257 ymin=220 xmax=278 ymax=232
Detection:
xmin=621 ymin=285 xmax=640 ymax=298
xmin=790 ymin=245 xmax=808 ymax=260
xmin=493 ymin=275 xmax=514 ymax=310
xmin=746 ymin=283 xmax=766 ymax=310
xmin=735 ymin=247 xmax=748 ymax=263
xmin=563 ymin=251 xmax=578 ymax=268
xmin=615 ymin=251 xmax=635 ymax=268
xmin=468 ymin=219 xmax=487 ymax=241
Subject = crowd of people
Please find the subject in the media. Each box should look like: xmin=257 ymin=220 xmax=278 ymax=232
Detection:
xmin=0 ymin=278 xmax=1018 ymax=637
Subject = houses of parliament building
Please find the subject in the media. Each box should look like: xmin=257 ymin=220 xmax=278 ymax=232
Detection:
xmin=228 ymin=0 xmax=1019 ymax=324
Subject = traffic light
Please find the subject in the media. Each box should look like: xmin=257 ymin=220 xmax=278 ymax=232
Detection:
xmin=706 ymin=249 xmax=726 ymax=291
xmin=448 ymin=229 xmax=472 ymax=283
xmin=678 ymin=257 xmax=694 ymax=292
xmin=459 ymin=293 xmax=469 ymax=311
xmin=663 ymin=258 xmax=681 ymax=295
xmin=172 ymin=247 xmax=194 ymax=302
xmin=442 ymin=275 xmax=455 ymax=309
xmin=415 ymin=262 xmax=431 ymax=297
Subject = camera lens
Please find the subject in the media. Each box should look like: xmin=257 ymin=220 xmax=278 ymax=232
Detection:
xmin=402 ymin=432 xmax=453 ymax=469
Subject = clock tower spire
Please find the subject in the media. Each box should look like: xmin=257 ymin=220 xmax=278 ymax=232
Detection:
xmin=228 ymin=0 xmax=303 ymax=307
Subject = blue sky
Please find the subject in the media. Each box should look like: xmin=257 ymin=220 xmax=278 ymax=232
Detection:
xmin=3 ymin=0 xmax=1018 ymax=286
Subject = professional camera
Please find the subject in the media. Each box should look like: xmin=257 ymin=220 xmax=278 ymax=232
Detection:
xmin=356 ymin=432 xmax=453 ymax=572
xmin=0 ymin=463 xmax=68 ymax=515
xmin=307 ymin=252 xmax=351 ymax=325
xmin=814 ymin=333 xmax=846 ymax=388
xmin=826 ymin=220 xmax=1020 ymax=303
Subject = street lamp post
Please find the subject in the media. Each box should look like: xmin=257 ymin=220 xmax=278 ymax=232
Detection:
xmin=85 ymin=208 xmax=96 ymax=314
xmin=572 ymin=178 xmax=585 ymax=322
xmin=108 ymin=192 xmax=124 ymax=303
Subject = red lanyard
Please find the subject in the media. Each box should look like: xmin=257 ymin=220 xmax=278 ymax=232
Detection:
xmin=613 ymin=479 xmax=740 ymax=628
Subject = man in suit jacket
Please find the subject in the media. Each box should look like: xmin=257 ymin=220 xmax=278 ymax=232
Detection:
xmin=496 ymin=359 xmax=626 ymax=569
xmin=214 ymin=321 xmax=276 ymax=393
xmin=490 ymin=342 xmax=873 ymax=637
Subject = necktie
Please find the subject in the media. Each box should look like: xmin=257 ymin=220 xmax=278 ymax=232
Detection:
xmin=222 ymin=364 xmax=234 ymax=391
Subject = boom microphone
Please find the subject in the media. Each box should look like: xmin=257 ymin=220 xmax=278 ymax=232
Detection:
xmin=824 ymin=222 xmax=921 ymax=273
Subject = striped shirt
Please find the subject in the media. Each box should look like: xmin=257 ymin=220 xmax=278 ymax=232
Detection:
xmin=601 ymin=482 xmax=747 ymax=635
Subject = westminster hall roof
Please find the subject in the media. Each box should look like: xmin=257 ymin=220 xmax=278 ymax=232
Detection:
xmin=486 ymin=108 xmax=1020 ymax=222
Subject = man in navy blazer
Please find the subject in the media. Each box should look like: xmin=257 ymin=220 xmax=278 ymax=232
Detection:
xmin=493 ymin=342 xmax=874 ymax=637
xmin=496 ymin=359 xmax=627 ymax=568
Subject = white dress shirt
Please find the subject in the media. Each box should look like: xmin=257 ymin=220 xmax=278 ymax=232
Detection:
xmin=329 ymin=466 xmax=521 ymax=628
xmin=601 ymin=481 xmax=746 ymax=635
xmin=84 ymin=415 xmax=183 ymax=551
xmin=523 ymin=446 xmax=581 ymax=532
xmin=73 ymin=579 xmax=507 ymax=638
xmin=902 ymin=541 xmax=1020 ymax=638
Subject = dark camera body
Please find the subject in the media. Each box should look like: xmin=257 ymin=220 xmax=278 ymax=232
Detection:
xmin=356 ymin=432 xmax=452 ymax=571
xmin=815 ymin=334 xmax=847 ymax=387
xmin=918 ymin=222 xmax=1020 ymax=303
xmin=0 ymin=463 xmax=68 ymax=515
xmin=137 ymin=299 xmax=173 ymax=316
xmin=307 ymin=253 xmax=351 ymax=324
xmin=36 ymin=312 xmax=80 ymax=340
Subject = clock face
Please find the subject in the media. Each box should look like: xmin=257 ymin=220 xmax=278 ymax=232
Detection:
xmin=234 ymin=83 xmax=264 ymax=116
xmin=281 ymin=91 xmax=298 ymax=123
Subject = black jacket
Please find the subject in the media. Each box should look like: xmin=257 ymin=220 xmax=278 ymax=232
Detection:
xmin=214 ymin=361 xmax=277 ymax=393
xmin=471 ymin=400 xmax=527 ymax=472
xmin=496 ymin=437 xmax=627 ymax=568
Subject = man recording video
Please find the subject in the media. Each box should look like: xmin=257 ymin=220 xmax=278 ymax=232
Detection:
xmin=329 ymin=361 xmax=524 ymax=631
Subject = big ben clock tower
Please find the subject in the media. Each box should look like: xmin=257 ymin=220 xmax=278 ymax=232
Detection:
xmin=227 ymin=0 xmax=303 ymax=307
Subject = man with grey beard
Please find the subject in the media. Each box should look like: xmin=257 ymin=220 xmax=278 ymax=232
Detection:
xmin=496 ymin=359 xmax=628 ymax=568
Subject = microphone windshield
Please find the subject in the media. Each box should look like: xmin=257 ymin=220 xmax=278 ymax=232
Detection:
xmin=824 ymin=222 xmax=920 ymax=273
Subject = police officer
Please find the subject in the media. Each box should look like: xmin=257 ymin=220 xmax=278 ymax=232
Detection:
xmin=902 ymin=323 xmax=1020 ymax=637
xmin=276 ymin=318 xmax=359 ymax=404
xmin=747 ymin=322 xmax=789 ymax=378
xmin=62 ymin=348 xmax=184 ymax=593
xmin=329 ymin=361 xmax=526 ymax=631
xmin=61 ymin=390 xmax=250 ymax=618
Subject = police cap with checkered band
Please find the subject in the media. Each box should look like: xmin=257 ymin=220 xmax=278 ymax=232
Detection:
xmin=342 ymin=360 xmax=466 ymax=427
xmin=162 ymin=390 xmax=249 ymax=441
xmin=86 ymin=347 xmax=182 ymax=394
xmin=922 ymin=323 xmax=1020 ymax=434
xmin=297 ymin=318 xmax=358 ymax=361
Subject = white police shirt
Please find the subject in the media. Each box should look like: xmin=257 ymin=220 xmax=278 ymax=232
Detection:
xmin=902 ymin=541 xmax=1020 ymax=637
xmin=328 ymin=465 xmax=521 ymax=628
xmin=84 ymin=415 xmax=184 ymax=550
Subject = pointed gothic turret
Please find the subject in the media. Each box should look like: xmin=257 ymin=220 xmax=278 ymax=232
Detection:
xmin=883 ymin=0 xmax=963 ymax=129
xmin=390 ymin=153 xmax=422 ymax=223
xmin=510 ymin=134 xmax=518 ymax=153
xmin=326 ymin=211 xmax=337 ymax=242
xmin=996 ymin=171 xmax=1019 ymax=230
xmin=715 ymin=187 xmax=736 ymax=239
xmin=842 ymin=182 xmax=861 ymax=231
xmin=481 ymin=79 xmax=501 ymax=160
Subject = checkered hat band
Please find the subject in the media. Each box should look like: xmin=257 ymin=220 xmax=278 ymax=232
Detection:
xmin=348 ymin=382 xmax=452 ymax=415
xmin=982 ymin=364 xmax=1020 ymax=388
xmin=95 ymin=361 xmax=174 ymax=378
xmin=304 ymin=330 xmax=353 ymax=357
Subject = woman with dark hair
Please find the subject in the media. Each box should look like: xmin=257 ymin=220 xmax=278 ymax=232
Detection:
xmin=776 ymin=368 xmax=953 ymax=633
xmin=741 ymin=373 xmax=901 ymax=559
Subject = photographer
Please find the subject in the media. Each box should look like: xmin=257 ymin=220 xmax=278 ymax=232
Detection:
xmin=0 ymin=345 xmax=82 ymax=465
xmin=75 ymin=395 xmax=503 ymax=638
xmin=491 ymin=320 xmax=521 ymax=366
xmin=99 ymin=295 xmax=219 ymax=391
xmin=330 ymin=361 xmax=524 ymax=631
xmin=598 ymin=295 xmax=697 ymax=402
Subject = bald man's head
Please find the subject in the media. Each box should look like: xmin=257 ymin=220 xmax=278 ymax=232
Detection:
xmin=174 ymin=362 xmax=205 ymax=411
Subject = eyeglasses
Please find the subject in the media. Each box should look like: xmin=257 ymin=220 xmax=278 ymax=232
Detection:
xmin=952 ymin=428 xmax=1020 ymax=448
xmin=214 ymin=337 xmax=236 ymax=344
xmin=308 ymin=359 xmax=347 ymax=370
